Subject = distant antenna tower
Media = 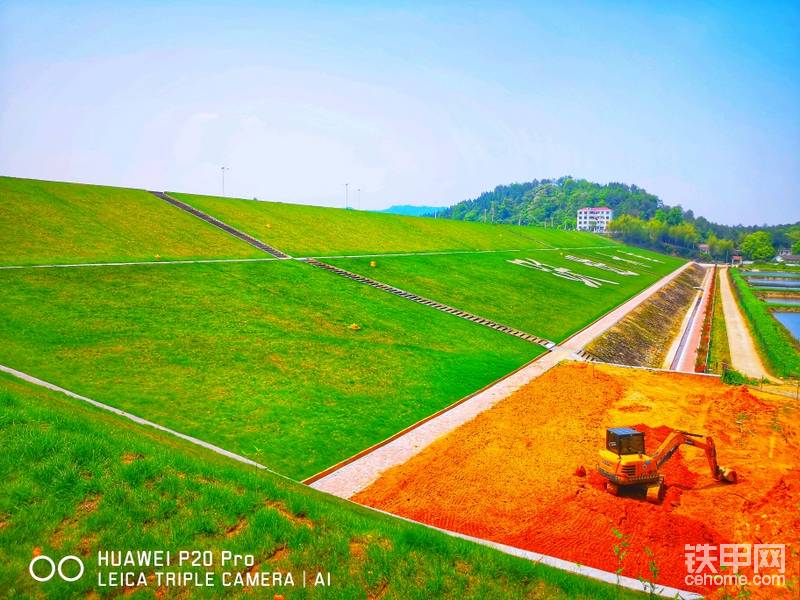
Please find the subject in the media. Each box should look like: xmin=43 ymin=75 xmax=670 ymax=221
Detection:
xmin=221 ymin=166 xmax=229 ymax=197
xmin=344 ymin=183 xmax=349 ymax=209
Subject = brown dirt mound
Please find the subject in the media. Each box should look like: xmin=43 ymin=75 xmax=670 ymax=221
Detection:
xmin=354 ymin=363 xmax=799 ymax=597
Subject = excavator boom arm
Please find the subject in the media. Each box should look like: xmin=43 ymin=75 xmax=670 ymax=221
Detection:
xmin=651 ymin=431 xmax=724 ymax=480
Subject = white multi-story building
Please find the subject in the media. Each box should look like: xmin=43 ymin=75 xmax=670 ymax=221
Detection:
xmin=576 ymin=206 xmax=613 ymax=233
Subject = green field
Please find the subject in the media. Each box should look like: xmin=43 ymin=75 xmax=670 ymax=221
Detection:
xmin=0 ymin=373 xmax=635 ymax=600
xmin=0 ymin=177 xmax=261 ymax=265
xmin=0 ymin=261 xmax=541 ymax=479
xmin=330 ymin=248 xmax=684 ymax=342
xmin=172 ymin=192 xmax=614 ymax=256
xmin=730 ymin=269 xmax=800 ymax=378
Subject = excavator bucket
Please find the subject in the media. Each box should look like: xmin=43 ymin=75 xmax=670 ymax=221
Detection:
xmin=720 ymin=467 xmax=738 ymax=483
xmin=646 ymin=481 xmax=663 ymax=504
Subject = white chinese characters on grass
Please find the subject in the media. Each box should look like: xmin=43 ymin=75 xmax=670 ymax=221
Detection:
xmin=564 ymin=254 xmax=639 ymax=276
xmin=507 ymin=257 xmax=619 ymax=288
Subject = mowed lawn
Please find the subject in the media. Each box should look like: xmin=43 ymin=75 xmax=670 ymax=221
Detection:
xmin=0 ymin=261 xmax=542 ymax=479
xmin=331 ymin=247 xmax=685 ymax=342
xmin=0 ymin=177 xmax=261 ymax=265
xmin=172 ymin=192 xmax=613 ymax=256
xmin=0 ymin=375 xmax=638 ymax=600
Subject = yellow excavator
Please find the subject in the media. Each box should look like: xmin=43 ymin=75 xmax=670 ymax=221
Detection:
xmin=597 ymin=427 xmax=737 ymax=503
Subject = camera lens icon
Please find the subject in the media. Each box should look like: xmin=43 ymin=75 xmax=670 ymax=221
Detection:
xmin=29 ymin=555 xmax=84 ymax=582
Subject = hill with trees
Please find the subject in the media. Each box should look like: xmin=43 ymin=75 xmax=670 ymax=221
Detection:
xmin=439 ymin=176 xmax=800 ymax=259
xmin=376 ymin=204 xmax=445 ymax=217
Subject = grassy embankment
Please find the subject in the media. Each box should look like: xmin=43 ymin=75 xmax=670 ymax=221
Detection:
xmin=730 ymin=269 xmax=800 ymax=378
xmin=172 ymin=192 xmax=615 ymax=257
xmin=0 ymin=261 xmax=542 ymax=480
xmin=0 ymin=373 xmax=639 ymax=600
xmin=743 ymin=262 xmax=800 ymax=273
xmin=329 ymin=248 xmax=684 ymax=343
xmin=585 ymin=265 xmax=704 ymax=367
xmin=0 ymin=177 xmax=260 ymax=265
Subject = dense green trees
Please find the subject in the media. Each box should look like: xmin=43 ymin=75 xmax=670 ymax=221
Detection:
xmin=607 ymin=214 xmax=699 ymax=252
xmin=740 ymin=231 xmax=776 ymax=261
xmin=442 ymin=177 xmax=662 ymax=228
xmin=441 ymin=176 xmax=799 ymax=260
xmin=706 ymin=234 xmax=736 ymax=261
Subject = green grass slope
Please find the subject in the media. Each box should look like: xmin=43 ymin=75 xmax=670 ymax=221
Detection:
xmin=0 ymin=374 xmax=638 ymax=599
xmin=0 ymin=261 xmax=542 ymax=479
xmin=0 ymin=177 xmax=261 ymax=265
xmin=172 ymin=192 xmax=614 ymax=257
xmin=330 ymin=247 xmax=684 ymax=342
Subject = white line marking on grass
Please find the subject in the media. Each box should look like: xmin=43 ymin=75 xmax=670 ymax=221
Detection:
xmin=0 ymin=247 xmax=621 ymax=270
xmin=0 ymin=364 xmax=271 ymax=472
xmin=304 ymin=246 xmax=619 ymax=260
xmin=0 ymin=364 xmax=699 ymax=599
xmin=0 ymin=257 xmax=282 ymax=270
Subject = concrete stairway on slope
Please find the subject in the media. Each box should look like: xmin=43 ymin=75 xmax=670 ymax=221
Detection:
xmin=149 ymin=191 xmax=291 ymax=259
xmin=301 ymin=257 xmax=556 ymax=350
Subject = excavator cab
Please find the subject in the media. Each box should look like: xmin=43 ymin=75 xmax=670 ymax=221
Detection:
xmin=598 ymin=427 xmax=662 ymax=502
xmin=606 ymin=427 xmax=645 ymax=455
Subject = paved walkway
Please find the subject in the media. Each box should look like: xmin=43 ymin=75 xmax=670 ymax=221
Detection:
xmin=308 ymin=261 xmax=692 ymax=497
xmin=718 ymin=267 xmax=771 ymax=379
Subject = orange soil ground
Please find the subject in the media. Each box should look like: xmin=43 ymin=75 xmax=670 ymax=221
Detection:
xmin=353 ymin=363 xmax=800 ymax=597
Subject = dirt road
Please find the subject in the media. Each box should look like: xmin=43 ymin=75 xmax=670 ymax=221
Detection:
xmin=718 ymin=267 xmax=770 ymax=379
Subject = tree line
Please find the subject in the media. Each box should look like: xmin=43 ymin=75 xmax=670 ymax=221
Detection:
xmin=438 ymin=177 xmax=799 ymax=260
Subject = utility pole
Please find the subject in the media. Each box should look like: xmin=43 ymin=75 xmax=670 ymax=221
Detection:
xmin=221 ymin=166 xmax=229 ymax=197
xmin=344 ymin=183 xmax=349 ymax=209
xmin=357 ymin=188 xmax=361 ymax=210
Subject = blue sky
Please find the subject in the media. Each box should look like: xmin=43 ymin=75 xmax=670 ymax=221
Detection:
xmin=1 ymin=1 xmax=798 ymax=225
